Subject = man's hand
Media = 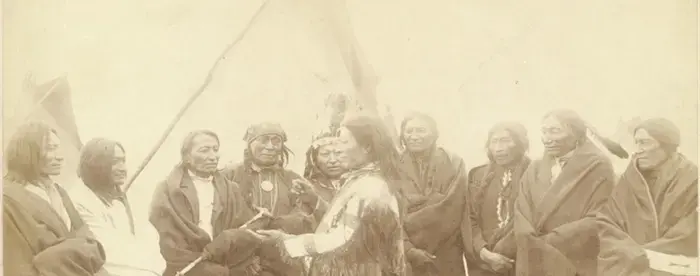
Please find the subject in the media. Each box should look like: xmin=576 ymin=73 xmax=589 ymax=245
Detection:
xmin=480 ymin=247 xmax=513 ymax=273
xmin=405 ymin=194 xmax=428 ymax=205
xmin=405 ymin=194 xmax=429 ymax=212
xmin=256 ymin=229 xmax=292 ymax=242
xmin=407 ymin=248 xmax=438 ymax=273
xmin=426 ymin=193 xmax=444 ymax=205
xmin=291 ymin=178 xmax=320 ymax=208
xmin=204 ymin=229 xmax=263 ymax=260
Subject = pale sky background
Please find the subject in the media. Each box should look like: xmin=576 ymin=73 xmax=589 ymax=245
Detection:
xmin=3 ymin=0 xmax=698 ymax=261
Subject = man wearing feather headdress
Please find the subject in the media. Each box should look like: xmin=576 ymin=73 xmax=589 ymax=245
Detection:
xmin=70 ymin=138 xmax=164 ymax=276
xmin=302 ymin=131 xmax=345 ymax=204
xmin=397 ymin=112 xmax=467 ymax=276
xmin=598 ymin=118 xmax=698 ymax=276
xmin=513 ymin=109 xmax=628 ymax=276
xmin=463 ymin=122 xmax=531 ymax=276
xmin=222 ymin=122 xmax=313 ymax=275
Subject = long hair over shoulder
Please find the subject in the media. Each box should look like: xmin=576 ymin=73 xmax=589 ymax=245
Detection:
xmin=341 ymin=115 xmax=407 ymax=276
xmin=79 ymin=138 xmax=126 ymax=199
xmin=342 ymin=115 xmax=402 ymax=192
xmin=4 ymin=121 xmax=58 ymax=184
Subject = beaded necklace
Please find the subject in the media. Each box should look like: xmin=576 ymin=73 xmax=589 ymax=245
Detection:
xmin=496 ymin=170 xmax=512 ymax=229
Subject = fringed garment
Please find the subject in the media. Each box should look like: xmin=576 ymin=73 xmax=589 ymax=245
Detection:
xmin=302 ymin=177 xmax=343 ymax=228
xmin=598 ymin=154 xmax=698 ymax=275
xmin=311 ymin=178 xmax=342 ymax=203
xmin=270 ymin=164 xmax=407 ymax=276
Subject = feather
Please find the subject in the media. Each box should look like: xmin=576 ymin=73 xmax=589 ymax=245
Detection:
xmin=585 ymin=125 xmax=629 ymax=159
xmin=597 ymin=136 xmax=629 ymax=159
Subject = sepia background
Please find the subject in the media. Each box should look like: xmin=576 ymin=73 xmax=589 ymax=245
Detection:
xmin=3 ymin=0 xmax=697 ymax=268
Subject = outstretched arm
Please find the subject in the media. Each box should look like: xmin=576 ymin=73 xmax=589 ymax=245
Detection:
xmin=283 ymin=195 xmax=399 ymax=257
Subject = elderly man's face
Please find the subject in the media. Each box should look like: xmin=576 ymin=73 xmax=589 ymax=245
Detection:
xmin=402 ymin=118 xmax=436 ymax=153
xmin=40 ymin=132 xmax=64 ymax=176
xmin=111 ymin=146 xmax=127 ymax=186
xmin=186 ymin=134 xmax=220 ymax=174
xmin=634 ymin=128 xmax=668 ymax=171
xmin=488 ymin=130 xmax=519 ymax=165
xmin=541 ymin=116 xmax=577 ymax=158
xmin=250 ymin=134 xmax=283 ymax=166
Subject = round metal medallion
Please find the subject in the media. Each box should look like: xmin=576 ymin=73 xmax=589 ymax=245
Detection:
xmin=261 ymin=180 xmax=274 ymax=192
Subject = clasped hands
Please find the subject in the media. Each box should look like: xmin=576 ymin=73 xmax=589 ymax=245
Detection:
xmin=479 ymin=247 xmax=514 ymax=273
xmin=202 ymin=228 xmax=295 ymax=259
xmin=407 ymin=248 xmax=438 ymax=274
xmin=200 ymin=228 xmax=294 ymax=274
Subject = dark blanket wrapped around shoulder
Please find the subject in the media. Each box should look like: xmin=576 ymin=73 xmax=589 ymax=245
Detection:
xmin=149 ymin=166 xmax=263 ymax=276
xmin=4 ymin=181 xmax=108 ymax=276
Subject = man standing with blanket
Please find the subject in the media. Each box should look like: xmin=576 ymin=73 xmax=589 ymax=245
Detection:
xmin=513 ymin=109 xmax=628 ymax=276
xmin=398 ymin=112 xmax=467 ymax=276
xmin=149 ymin=130 xmax=266 ymax=276
xmin=463 ymin=122 xmax=531 ymax=276
xmin=598 ymin=118 xmax=698 ymax=275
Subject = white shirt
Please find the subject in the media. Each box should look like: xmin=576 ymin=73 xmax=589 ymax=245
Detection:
xmin=189 ymin=171 xmax=215 ymax=238
xmin=69 ymin=184 xmax=164 ymax=276
xmin=551 ymin=149 xmax=576 ymax=181
xmin=104 ymin=199 xmax=132 ymax=235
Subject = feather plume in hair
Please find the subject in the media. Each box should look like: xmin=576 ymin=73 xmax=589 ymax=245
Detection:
xmin=545 ymin=109 xmax=629 ymax=159
xmin=584 ymin=122 xmax=629 ymax=159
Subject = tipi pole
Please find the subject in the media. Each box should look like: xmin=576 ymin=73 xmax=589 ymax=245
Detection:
xmin=324 ymin=0 xmax=400 ymax=145
xmin=8 ymin=75 xmax=63 ymax=124
xmin=123 ymin=0 xmax=270 ymax=192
